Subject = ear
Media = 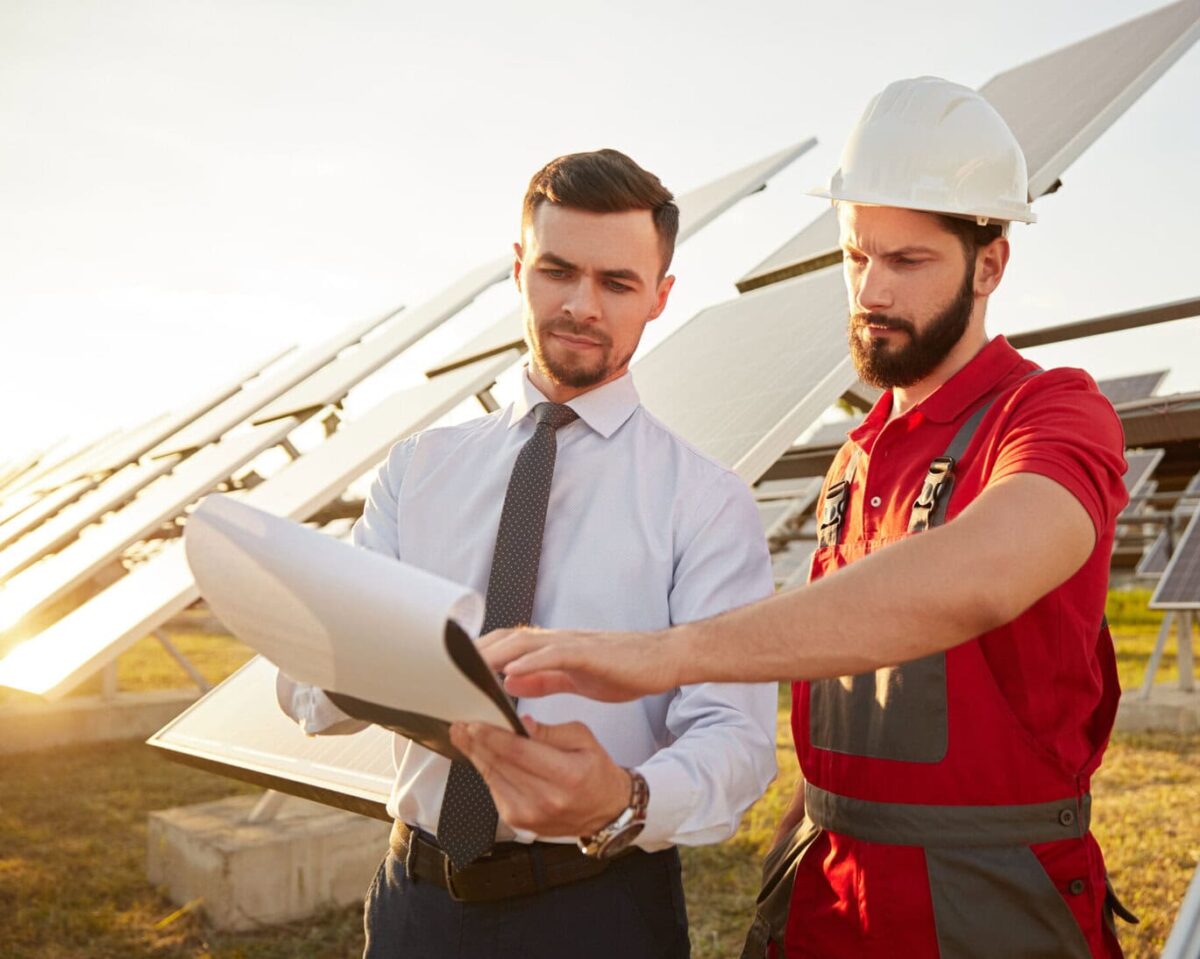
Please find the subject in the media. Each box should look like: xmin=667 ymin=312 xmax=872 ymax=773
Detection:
xmin=974 ymin=237 xmax=1009 ymax=297
xmin=512 ymin=241 xmax=524 ymax=292
xmin=647 ymin=274 xmax=676 ymax=322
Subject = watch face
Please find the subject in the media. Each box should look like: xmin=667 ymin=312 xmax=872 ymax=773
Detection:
xmin=596 ymin=821 xmax=644 ymax=859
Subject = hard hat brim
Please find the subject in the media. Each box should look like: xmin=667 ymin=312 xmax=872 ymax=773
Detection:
xmin=808 ymin=185 xmax=1037 ymax=225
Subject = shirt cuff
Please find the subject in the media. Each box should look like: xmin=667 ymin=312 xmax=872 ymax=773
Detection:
xmin=275 ymin=672 xmax=367 ymax=736
xmin=633 ymin=760 xmax=694 ymax=850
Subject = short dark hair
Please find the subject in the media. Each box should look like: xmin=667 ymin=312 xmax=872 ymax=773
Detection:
xmin=522 ymin=149 xmax=679 ymax=276
xmin=934 ymin=214 xmax=1006 ymax=264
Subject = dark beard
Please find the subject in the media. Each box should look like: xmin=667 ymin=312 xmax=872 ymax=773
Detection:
xmin=529 ymin=318 xmax=628 ymax=389
xmin=848 ymin=262 xmax=976 ymax=390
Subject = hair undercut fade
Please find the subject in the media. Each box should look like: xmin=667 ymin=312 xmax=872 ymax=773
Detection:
xmin=522 ymin=148 xmax=680 ymax=277
xmin=934 ymin=214 xmax=1007 ymax=265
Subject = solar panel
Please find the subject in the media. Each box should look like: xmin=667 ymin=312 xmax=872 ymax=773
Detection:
xmin=83 ymin=347 xmax=296 ymax=478
xmin=1151 ymin=507 xmax=1200 ymax=609
xmin=754 ymin=476 xmax=824 ymax=505
xmin=0 ymin=422 xmax=296 ymax=633
xmin=805 ymin=417 xmax=864 ymax=448
xmin=253 ymin=258 xmax=511 ymax=424
xmin=634 ymin=267 xmax=854 ymax=484
xmin=1122 ymin=448 xmax=1165 ymax=499
xmin=0 ymin=354 xmax=518 ymax=699
xmin=0 ymin=455 xmax=183 ymax=584
xmin=0 ymin=355 xmax=293 ymax=551
xmin=1136 ymin=529 xmax=1171 ymax=579
xmin=150 ymin=310 xmax=394 ymax=458
xmin=151 ymin=657 xmax=394 ymax=820
xmin=0 ymin=478 xmax=95 ymax=553
xmin=737 ymin=0 xmax=1200 ymax=291
xmin=425 ymin=140 xmax=818 ymax=377
xmin=1097 ymin=370 xmax=1168 ymax=406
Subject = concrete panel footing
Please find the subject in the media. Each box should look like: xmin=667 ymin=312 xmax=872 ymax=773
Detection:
xmin=1116 ymin=685 xmax=1200 ymax=734
xmin=147 ymin=793 xmax=390 ymax=930
xmin=0 ymin=688 xmax=200 ymax=755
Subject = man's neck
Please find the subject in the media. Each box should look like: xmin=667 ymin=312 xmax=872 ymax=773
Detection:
xmin=888 ymin=329 xmax=989 ymax=420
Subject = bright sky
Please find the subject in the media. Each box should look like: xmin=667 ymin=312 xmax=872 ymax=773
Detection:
xmin=3 ymin=0 xmax=1198 ymax=463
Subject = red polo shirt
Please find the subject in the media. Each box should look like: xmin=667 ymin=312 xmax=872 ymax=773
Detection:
xmin=802 ymin=334 xmax=1129 ymax=779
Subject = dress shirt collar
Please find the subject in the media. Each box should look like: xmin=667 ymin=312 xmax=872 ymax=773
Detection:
xmin=509 ymin=368 xmax=641 ymax=439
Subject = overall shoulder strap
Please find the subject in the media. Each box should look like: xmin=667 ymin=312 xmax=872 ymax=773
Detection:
xmin=908 ymin=370 xmax=1041 ymax=533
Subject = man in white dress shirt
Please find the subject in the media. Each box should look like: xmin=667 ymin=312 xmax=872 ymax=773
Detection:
xmin=277 ymin=148 xmax=776 ymax=958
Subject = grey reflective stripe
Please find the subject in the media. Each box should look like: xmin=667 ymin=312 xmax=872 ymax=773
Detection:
xmin=809 ymin=653 xmax=947 ymax=762
xmin=805 ymin=782 xmax=1090 ymax=848
xmin=927 ymin=845 xmax=1093 ymax=959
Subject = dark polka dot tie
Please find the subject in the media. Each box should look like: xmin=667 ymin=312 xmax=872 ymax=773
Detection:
xmin=436 ymin=401 xmax=579 ymax=870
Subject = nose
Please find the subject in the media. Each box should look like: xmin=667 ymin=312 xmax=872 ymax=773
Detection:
xmin=562 ymin=277 xmax=602 ymax=323
xmin=853 ymin=260 xmax=892 ymax=314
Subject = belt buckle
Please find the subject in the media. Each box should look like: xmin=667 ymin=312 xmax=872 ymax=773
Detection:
xmin=442 ymin=857 xmax=467 ymax=902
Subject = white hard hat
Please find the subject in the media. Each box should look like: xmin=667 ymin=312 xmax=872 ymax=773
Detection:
xmin=811 ymin=76 xmax=1036 ymax=225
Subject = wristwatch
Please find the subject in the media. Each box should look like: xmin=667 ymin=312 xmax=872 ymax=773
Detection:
xmin=578 ymin=770 xmax=650 ymax=859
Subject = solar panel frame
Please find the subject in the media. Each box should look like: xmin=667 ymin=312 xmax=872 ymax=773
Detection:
xmin=425 ymin=140 xmax=818 ymax=377
xmin=1151 ymin=506 xmax=1200 ymax=609
xmin=84 ymin=346 xmax=297 ymax=478
xmin=1122 ymin=448 xmax=1165 ymax=499
xmin=0 ymin=422 xmax=297 ymax=632
xmin=150 ymin=657 xmax=394 ymax=821
xmin=0 ymin=454 xmax=183 ymax=584
xmin=253 ymin=258 xmax=512 ymax=424
xmin=150 ymin=310 xmax=395 ymax=458
xmin=0 ymin=478 xmax=96 ymax=553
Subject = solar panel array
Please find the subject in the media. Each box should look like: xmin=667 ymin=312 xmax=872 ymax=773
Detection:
xmin=0 ymin=354 xmax=517 ymax=698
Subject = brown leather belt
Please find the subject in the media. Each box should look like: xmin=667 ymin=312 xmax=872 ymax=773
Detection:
xmin=390 ymin=821 xmax=633 ymax=903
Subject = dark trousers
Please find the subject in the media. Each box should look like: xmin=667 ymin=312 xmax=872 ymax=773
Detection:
xmin=363 ymin=844 xmax=690 ymax=959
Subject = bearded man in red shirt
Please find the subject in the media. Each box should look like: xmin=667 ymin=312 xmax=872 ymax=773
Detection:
xmin=463 ymin=77 xmax=1134 ymax=958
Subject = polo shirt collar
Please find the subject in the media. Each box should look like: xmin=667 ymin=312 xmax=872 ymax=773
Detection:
xmin=508 ymin=368 xmax=641 ymax=439
xmin=850 ymin=336 xmax=1026 ymax=448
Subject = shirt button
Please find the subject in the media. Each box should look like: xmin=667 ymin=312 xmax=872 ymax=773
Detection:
xmin=869 ymin=496 xmax=882 ymax=508
xmin=1068 ymin=879 xmax=1086 ymax=896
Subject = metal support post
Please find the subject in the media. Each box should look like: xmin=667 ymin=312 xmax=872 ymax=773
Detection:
xmin=246 ymin=790 xmax=287 ymax=824
xmin=475 ymin=387 xmax=500 ymax=413
xmin=153 ymin=630 xmax=212 ymax=692
xmin=101 ymin=661 xmax=118 ymax=701
xmin=1179 ymin=611 xmax=1195 ymax=693
xmin=1139 ymin=612 xmax=1176 ymax=700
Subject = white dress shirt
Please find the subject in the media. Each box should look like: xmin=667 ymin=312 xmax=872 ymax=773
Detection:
xmin=278 ymin=369 xmax=776 ymax=850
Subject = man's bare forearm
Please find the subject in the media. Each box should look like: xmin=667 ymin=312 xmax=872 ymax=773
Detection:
xmin=669 ymin=474 xmax=1094 ymax=686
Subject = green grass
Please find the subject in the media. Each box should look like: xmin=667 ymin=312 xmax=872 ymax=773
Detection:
xmin=0 ymin=609 xmax=1197 ymax=958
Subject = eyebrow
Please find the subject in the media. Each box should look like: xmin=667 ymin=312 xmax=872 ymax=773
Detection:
xmin=842 ymin=243 xmax=941 ymax=258
xmin=536 ymin=251 xmax=646 ymax=286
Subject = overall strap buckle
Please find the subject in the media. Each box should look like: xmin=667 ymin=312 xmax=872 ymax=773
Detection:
xmin=908 ymin=456 xmax=956 ymax=533
xmin=817 ymin=481 xmax=850 ymax=547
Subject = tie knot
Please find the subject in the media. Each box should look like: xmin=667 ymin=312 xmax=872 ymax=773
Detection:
xmin=533 ymin=402 xmax=578 ymax=431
